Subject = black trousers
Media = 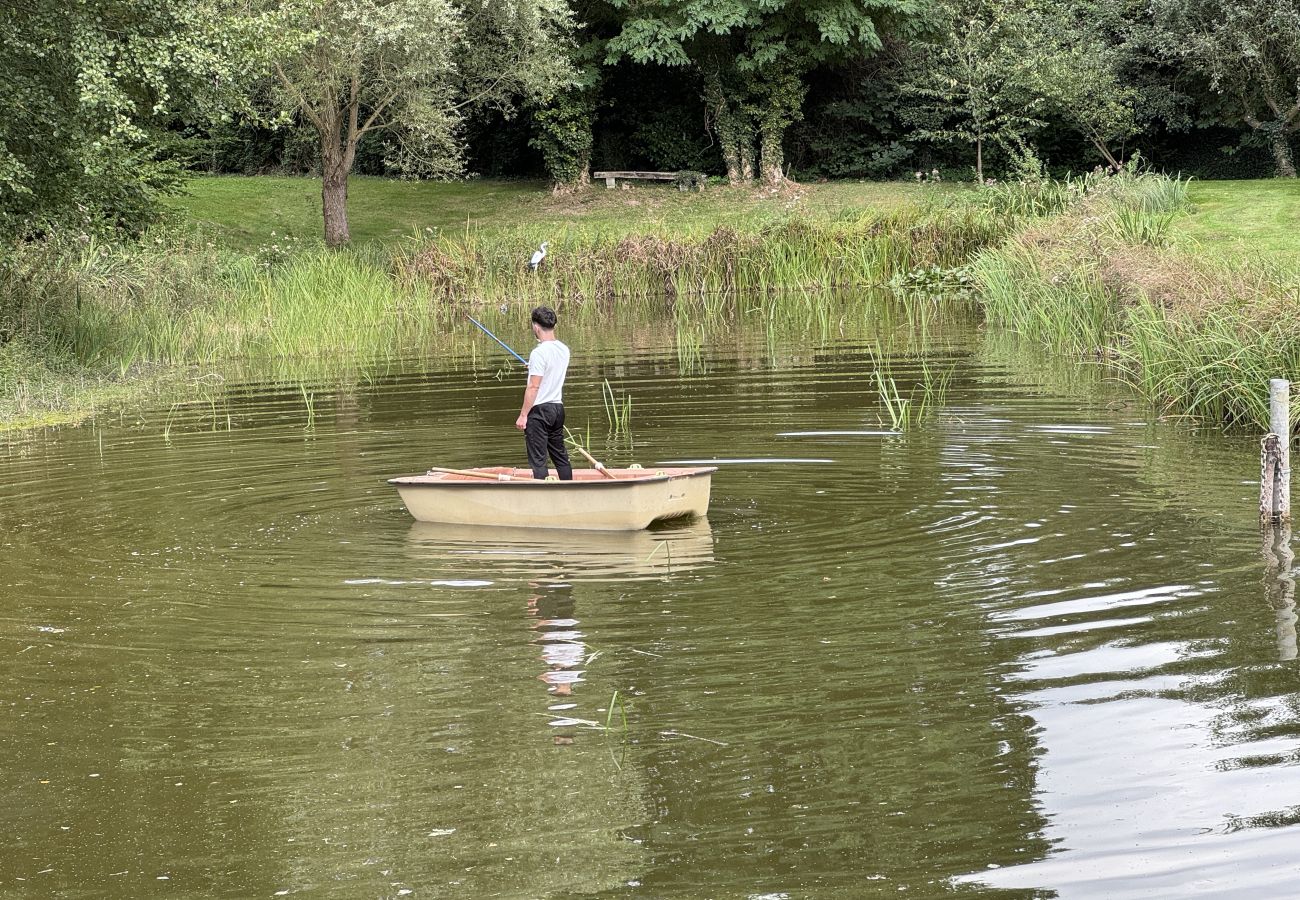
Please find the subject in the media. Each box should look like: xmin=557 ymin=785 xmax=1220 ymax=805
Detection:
xmin=525 ymin=403 xmax=572 ymax=480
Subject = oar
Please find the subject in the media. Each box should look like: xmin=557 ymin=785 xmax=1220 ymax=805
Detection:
xmin=573 ymin=444 xmax=619 ymax=480
xmin=466 ymin=314 xmax=527 ymax=367
xmin=425 ymin=465 xmax=531 ymax=481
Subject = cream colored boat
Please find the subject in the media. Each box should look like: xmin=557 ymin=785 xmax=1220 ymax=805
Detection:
xmin=388 ymin=466 xmax=717 ymax=530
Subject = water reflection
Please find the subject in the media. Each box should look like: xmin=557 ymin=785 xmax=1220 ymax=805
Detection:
xmin=403 ymin=519 xmax=716 ymax=583
xmin=527 ymin=585 xmax=585 ymax=698
xmin=8 ymin=322 xmax=1300 ymax=896
xmin=1262 ymin=524 xmax=1297 ymax=662
xmin=525 ymin=584 xmax=587 ymax=745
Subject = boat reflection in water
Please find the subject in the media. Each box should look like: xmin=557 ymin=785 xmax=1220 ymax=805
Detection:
xmin=403 ymin=517 xmax=716 ymax=584
xmin=405 ymin=519 xmax=714 ymax=744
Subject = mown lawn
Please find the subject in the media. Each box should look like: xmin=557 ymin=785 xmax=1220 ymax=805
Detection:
xmin=1179 ymin=179 xmax=1300 ymax=265
xmin=168 ymin=175 xmax=930 ymax=249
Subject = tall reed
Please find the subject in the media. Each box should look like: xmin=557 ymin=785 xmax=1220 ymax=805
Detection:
xmin=601 ymin=378 xmax=633 ymax=435
xmin=970 ymin=167 xmax=1300 ymax=430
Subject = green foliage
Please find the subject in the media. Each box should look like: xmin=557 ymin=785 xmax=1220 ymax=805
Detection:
xmin=605 ymin=0 xmax=932 ymax=182
xmin=899 ymin=1 xmax=1044 ymax=181
xmin=1148 ymin=0 xmax=1300 ymax=176
xmin=230 ymin=0 xmax=574 ymax=243
xmin=985 ymin=3 xmax=1139 ymax=171
xmin=532 ymin=89 xmax=598 ymax=186
xmin=0 ymin=1 xmax=235 ymax=237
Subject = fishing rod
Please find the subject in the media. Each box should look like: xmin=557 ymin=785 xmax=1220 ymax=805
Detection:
xmin=466 ymin=314 xmax=527 ymax=367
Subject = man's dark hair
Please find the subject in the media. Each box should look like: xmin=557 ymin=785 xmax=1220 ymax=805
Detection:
xmin=531 ymin=306 xmax=558 ymax=329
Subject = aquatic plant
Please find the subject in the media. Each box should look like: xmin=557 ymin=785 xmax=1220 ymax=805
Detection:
xmin=601 ymin=378 xmax=632 ymax=435
xmin=872 ymin=354 xmax=954 ymax=431
xmin=300 ymin=385 xmax=316 ymax=431
xmin=675 ymin=322 xmax=707 ymax=375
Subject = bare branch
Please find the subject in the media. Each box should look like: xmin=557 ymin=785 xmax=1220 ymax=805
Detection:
xmin=274 ymin=61 xmax=324 ymax=130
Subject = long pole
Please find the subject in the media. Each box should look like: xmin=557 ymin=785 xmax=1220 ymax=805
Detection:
xmin=573 ymin=444 xmax=619 ymax=480
xmin=424 ymin=465 xmax=531 ymax=481
xmin=466 ymin=314 xmax=527 ymax=367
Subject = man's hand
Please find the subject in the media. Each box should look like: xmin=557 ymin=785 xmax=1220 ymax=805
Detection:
xmin=515 ymin=413 xmax=528 ymax=430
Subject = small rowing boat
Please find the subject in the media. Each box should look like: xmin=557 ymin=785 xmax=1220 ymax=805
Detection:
xmin=388 ymin=466 xmax=717 ymax=531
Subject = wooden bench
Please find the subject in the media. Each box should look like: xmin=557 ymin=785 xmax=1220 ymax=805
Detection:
xmin=593 ymin=170 xmax=704 ymax=191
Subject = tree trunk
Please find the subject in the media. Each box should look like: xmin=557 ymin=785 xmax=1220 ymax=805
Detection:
xmin=1090 ymin=137 xmax=1122 ymax=172
xmin=1271 ymin=132 xmax=1297 ymax=178
xmin=321 ymin=135 xmax=351 ymax=248
xmin=552 ymin=159 xmax=591 ymax=196
xmin=760 ymin=124 xmax=784 ymax=185
xmin=740 ymin=152 xmax=755 ymax=183
xmin=703 ymin=66 xmax=754 ymax=185
xmin=322 ymin=171 xmax=350 ymax=247
xmin=721 ymin=141 xmax=744 ymax=185
xmin=976 ymin=133 xmax=983 ymax=183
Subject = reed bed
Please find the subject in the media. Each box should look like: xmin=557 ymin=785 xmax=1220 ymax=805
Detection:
xmin=2 ymin=203 xmax=1010 ymax=383
xmin=972 ymin=168 xmax=1298 ymax=430
xmin=21 ymin=169 xmax=1276 ymax=435
xmin=392 ymin=208 xmax=1006 ymax=317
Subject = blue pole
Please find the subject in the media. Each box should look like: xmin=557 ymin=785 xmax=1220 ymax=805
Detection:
xmin=466 ymin=315 xmax=528 ymax=367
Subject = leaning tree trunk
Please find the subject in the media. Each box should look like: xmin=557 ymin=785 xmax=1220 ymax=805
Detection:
xmin=1091 ymin=136 xmax=1122 ymax=172
xmin=1245 ymin=107 xmax=1300 ymax=178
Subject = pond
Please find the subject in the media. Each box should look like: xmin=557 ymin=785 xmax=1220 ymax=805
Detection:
xmin=2 ymin=317 xmax=1295 ymax=897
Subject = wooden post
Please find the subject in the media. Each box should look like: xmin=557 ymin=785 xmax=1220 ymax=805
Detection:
xmin=1262 ymin=378 xmax=1291 ymax=524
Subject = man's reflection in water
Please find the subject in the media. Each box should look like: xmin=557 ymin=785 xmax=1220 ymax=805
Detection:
xmin=525 ymin=583 xmax=585 ymax=743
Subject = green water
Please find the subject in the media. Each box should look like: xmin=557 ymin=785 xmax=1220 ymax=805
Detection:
xmin=2 ymin=320 xmax=1295 ymax=898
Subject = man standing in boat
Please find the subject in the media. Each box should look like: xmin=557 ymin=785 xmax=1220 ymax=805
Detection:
xmin=515 ymin=306 xmax=573 ymax=480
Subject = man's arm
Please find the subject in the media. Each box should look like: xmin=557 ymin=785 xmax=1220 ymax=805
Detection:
xmin=515 ymin=375 xmax=544 ymax=430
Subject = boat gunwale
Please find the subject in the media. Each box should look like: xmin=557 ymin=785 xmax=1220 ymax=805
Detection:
xmin=386 ymin=466 xmax=717 ymax=488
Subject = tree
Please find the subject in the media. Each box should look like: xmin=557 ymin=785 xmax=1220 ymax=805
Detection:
xmin=530 ymin=9 xmax=611 ymax=192
xmin=0 ymin=0 xmax=230 ymax=237
xmin=1149 ymin=0 xmax=1300 ymax=177
xmin=238 ymin=0 xmax=573 ymax=246
xmin=605 ymin=0 xmax=932 ymax=185
xmin=1017 ymin=4 xmax=1139 ymax=171
xmin=531 ymin=84 xmax=599 ymax=191
xmin=900 ymin=2 xmax=1043 ymax=182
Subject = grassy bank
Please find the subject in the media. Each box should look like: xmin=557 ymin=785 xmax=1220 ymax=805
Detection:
xmin=975 ymin=172 xmax=1300 ymax=429
xmin=1178 ymin=180 xmax=1300 ymax=265
xmin=2 ymin=180 xmax=999 ymax=429
xmin=7 ymin=173 xmax=1300 ymax=433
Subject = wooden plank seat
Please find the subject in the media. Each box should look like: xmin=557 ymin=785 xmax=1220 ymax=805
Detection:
xmin=593 ymin=170 xmax=703 ymax=190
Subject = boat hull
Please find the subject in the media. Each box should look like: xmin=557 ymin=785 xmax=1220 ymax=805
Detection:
xmin=388 ymin=467 xmax=716 ymax=530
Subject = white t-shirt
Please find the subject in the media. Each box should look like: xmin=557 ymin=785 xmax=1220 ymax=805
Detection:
xmin=527 ymin=339 xmax=570 ymax=406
